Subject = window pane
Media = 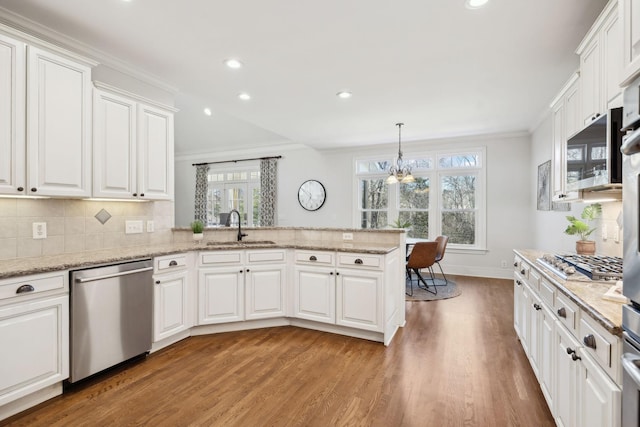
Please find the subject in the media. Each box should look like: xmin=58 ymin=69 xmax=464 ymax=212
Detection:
xmin=399 ymin=211 xmax=428 ymax=239
xmin=357 ymin=160 xmax=391 ymax=174
xmin=360 ymin=179 xmax=388 ymax=209
xmin=441 ymin=175 xmax=476 ymax=209
xmin=208 ymin=173 xmax=224 ymax=182
xmin=439 ymin=154 xmax=479 ymax=169
xmin=207 ymin=188 xmax=222 ymax=225
xmin=361 ymin=211 xmax=388 ymax=229
xmin=399 ymin=177 xmax=429 ymax=209
xmin=226 ymin=187 xmax=247 ymax=224
xmin=403 ymin=158 xmax=432 ymax=171
xmin=442 ymin=212 xmax=475 ymax=244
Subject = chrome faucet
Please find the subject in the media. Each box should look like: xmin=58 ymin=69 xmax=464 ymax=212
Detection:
xmin=229 ymin=209 xmax=248 ymax=241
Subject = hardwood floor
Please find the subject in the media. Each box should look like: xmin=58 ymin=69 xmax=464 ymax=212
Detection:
xmin=2 ymin=276 xmax=554 ymax=427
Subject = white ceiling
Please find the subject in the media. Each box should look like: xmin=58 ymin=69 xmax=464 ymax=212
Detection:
xmin=0 ymin=0 xmax=608 ymax=154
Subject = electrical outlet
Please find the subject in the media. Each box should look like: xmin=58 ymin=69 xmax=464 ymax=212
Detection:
xmin=602 ymin=224 xmax=608 ymax=241
xmin=500 ymin=260 xmax=507 ymax=268
xmin=125 ymin=220 xmax=144 ymax=234
xmin=146 ymin=220 xmax=154 ymax=233
xmin=342 ymin=233 xmax=353 ymax=241
xmin=32 ymin=222 xmax=47 ymax=239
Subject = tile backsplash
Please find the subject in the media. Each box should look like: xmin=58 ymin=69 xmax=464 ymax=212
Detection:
xmin=0 ymin=198 xmax=174 ymax=260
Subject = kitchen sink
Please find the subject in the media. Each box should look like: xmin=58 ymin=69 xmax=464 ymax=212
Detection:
xmin=206 ymin=240 xmax=276 ymax=246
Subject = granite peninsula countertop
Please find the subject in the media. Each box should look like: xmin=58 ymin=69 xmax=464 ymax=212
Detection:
xmin=0 ymin=241 xmax=399 ymax=280
xmin=514 ymin=249 xmax=624 ymax=337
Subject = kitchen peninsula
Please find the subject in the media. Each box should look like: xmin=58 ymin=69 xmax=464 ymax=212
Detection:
xmin=0 ymin=227 xmax=404 ymax=421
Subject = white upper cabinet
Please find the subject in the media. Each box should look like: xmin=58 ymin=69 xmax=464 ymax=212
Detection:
xmin=0 ymin=26 xmax=95 ymax=198
xmin=137 ymin=103 xmax=174 ymax=200
xmin=93 ymin=84 xmax=175 ymax=200
xmin=0 ymin=33 xmax=25 ymax=196
xmin=27 ymin=46 xmax=93 ymax=197
xmin=93 ymin=89 xmax=137 ymax=198
xmin=621 ymin=0 xmax=640 ymax=85
xmin=577 ymin=0 xmax=623 ymax=126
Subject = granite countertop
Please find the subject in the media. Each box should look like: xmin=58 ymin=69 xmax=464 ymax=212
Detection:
xmin=0 ymin=241 xmax=399 ymax=280
xmin=514 ymin=249 xmax=623 ymax=337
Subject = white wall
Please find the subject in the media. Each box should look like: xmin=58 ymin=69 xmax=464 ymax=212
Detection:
xmin=174 ymin=132 xmax=532 ymax=278
xmin=530 ymin=113 xmax=623 ymax=257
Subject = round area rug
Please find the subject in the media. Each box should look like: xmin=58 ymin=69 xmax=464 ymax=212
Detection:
xmin=405 ymin=277 xmax=461 ymax=301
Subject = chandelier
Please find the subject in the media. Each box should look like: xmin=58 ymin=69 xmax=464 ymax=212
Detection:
xmin=386 ymin=122 xmax=414 ymax=184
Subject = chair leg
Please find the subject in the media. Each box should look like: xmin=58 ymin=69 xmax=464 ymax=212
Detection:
xmin=405 ymin=266 xmax=413 ymax=296
xmin=414 ymin=268 xmax=436 ymax=295
xmin=434 ymin=261 xmax=448 ymax=286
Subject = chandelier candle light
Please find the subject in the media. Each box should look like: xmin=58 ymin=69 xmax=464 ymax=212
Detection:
xmin=386 ymin=122 xmax=415 ymax=184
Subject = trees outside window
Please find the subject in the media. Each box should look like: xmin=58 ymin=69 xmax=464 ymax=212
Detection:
xmin=355 ymin=149 xmax=485 ymax=250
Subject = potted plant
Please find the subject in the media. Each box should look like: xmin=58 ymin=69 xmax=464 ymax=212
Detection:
xmin=564 ymin=203 xmax=601 ymax=255
xmin=190 ymin=220 xmax=204 ymax=242
xmin=389 ymin=218 xmax=411 ymax=229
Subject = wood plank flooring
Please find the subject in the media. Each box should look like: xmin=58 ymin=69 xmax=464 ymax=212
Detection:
xmin=2 ymin=275 xmax=554 ymax=427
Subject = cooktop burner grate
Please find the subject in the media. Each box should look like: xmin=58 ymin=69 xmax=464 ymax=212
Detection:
xmin=554 ymin=254 xmax=622 ymax=281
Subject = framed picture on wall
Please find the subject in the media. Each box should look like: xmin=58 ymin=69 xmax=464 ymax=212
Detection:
xmin=537 ymin=160 xmax=551 ymax=211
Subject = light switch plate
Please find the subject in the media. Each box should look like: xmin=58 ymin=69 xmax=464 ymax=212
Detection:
xmin=32 ymin=222 xmax=47 ymax=239
xmin=146 ymin=220 xmax=154 ymax=233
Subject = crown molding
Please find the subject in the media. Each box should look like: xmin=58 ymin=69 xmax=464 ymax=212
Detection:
xmin=94 ymin=81 xmax=179 ymax=113
xmin=0 ymin=6 xmax=179 ymax=94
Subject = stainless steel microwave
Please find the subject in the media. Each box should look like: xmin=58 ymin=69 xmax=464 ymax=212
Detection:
xmin=565 ymin=107 xmax=623 ymax=192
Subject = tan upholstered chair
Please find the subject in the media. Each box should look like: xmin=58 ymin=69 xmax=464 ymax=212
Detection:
xmin=406 ymin=241 xmax=439 ymax=296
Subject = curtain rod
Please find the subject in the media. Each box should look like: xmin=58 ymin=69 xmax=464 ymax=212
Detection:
xmin=192 ymin=155 xmax=282 ymax=167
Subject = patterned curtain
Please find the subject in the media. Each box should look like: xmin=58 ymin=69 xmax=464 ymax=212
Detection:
xmin=260 ymin=158 xmax=278 ymax=226
xmin=194 ymin=164 xmax=210 ymax=223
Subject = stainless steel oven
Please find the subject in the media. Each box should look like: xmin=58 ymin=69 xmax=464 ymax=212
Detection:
xmin=622 ymin=72 xmax=640 ymax=427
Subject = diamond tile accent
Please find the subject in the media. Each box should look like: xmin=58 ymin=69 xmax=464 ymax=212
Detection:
xmin=94 ymin=208 xmax=112 ymax=225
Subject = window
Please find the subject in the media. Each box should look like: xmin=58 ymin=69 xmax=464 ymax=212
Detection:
xmin=355 ymin=148 xmax=485 ymax=250
xmin=205 ymin=165 xmax=260 ymax=226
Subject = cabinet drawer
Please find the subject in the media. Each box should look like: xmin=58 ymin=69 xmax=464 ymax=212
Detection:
xmin=295 ymin=250 xmax=334 ymax=265
xmin=538 ymin=278 xmax=555 ymax=308
xmin=337 ymin=253 xmax=382 ymax=269
xmin=528 ymin=268 xmax=541 ymax=292
xmin=0 ymin=272 xmax=66 ymax=301
xmin=555 ymin=293 xmax=579 ymax=333
xmin=518 ymin=262 xmax=530 ymax=280
xmin=513 ymin=255 xmax=521 ymax=273
xmin=154 ymin=253 xmax=188 ymax=272
xmin=200 ymin=251 xmax=243 ymax=265
xmin=579 ymin=317 xmax=612 ymax=368
xmin=247 ymin=250 xmax=286 ymax=264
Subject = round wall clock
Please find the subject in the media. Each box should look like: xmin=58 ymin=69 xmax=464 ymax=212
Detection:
xmin=298 ymin=180 xmax=326 ymax=211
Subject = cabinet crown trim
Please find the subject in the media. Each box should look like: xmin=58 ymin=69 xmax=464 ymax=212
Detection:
xmin=575 ymin=0 xmax=618 ymax=55
xmin=94 ymin=81 xmax=179 ymax=112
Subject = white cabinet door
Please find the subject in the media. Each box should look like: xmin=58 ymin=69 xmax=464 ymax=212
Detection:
xmin=27 ymin=46 xmax=92 ymax=197
xmin=538 ymin=304 xmax=555 ymax=410
xmin=0 ymin=33 xmax=25 ymax=196
xmin=137 ymin=103 xmax=173 ymax=201
xmin=336 ymin=269 xmax=383 ymax=332
xmin=93 ymin=89 xmax=137 ymax=199
xmin=577 ymin=349 xmax=621 ymax=427
xmin=153 ymin=269 xmax=190 ymax=342
xmin=565 ymin=81 xmax=580 ymax=139
xmin=245 ymin=264 xmax=285 ymax=320
xmin=293 ymin=265 xmax=335 ymax=324
xmin=0 ymin=295 xmax=68 ymax=406
xmin=513 ymin=277 xmax=523 ymax=339
xmin=554 ymin=322 xmax=580 ymax=427
xmin=622 ymin=0 xmax=640 ymax=84
xmin=551 ymin=99 xmax=566 ymax=198
xmin=198 ymin=267 xmax=244 ymax=324
xmin=581 ymin=37 xmax=602 ymax=126
xmin=602 ymin=7 xmax=623 ymax=108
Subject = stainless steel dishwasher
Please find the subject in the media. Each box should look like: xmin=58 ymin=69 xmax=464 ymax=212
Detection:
xmin=69 ymin=258 xmax=153 ymax=383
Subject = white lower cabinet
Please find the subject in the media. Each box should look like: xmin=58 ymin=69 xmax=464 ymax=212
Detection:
xmin=336 ymin=268 xmax=383 ymax=332
xmin=245 ymin=264 xmax=285 ymax=320
xmin=514 ymin=252 xmax=621 ymax=427
xmin=0 ymin=270 xmax=69 ymax=417
xmin=293 ymin=265 xmax=336 ymax=324
xmin=153 ymin=269 xmax=190 ymax=342
xmin=198 ymin=266 xmax=244 ymax=324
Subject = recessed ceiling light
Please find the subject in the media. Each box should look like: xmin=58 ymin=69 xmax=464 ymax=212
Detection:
xmin=238 ymin=92 xmax=251 ymax=101
xmin=465 ymin=0 xmax=488 ymax=9
xmin=337 ymin=91 xmax=352 ymax=99
xmin=203 ymin=108 xmax=212 ymax=116
xmin=224 ymin=59 xmax=243 ymax=69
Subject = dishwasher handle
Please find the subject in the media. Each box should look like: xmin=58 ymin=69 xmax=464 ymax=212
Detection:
xmin=75 ymin=266 xmax=153 ymax=283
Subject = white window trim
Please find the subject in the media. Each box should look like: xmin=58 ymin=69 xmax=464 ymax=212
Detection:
xmin=354 ymin=147 xmax=487 ymax=252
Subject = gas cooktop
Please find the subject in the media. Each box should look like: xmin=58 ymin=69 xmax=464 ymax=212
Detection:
xmin=537 ymin=253 xmax=622 ymax=281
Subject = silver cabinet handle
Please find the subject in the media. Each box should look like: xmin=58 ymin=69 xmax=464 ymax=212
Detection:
xmin=76 ymin=266 xmax=153 ymax=283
